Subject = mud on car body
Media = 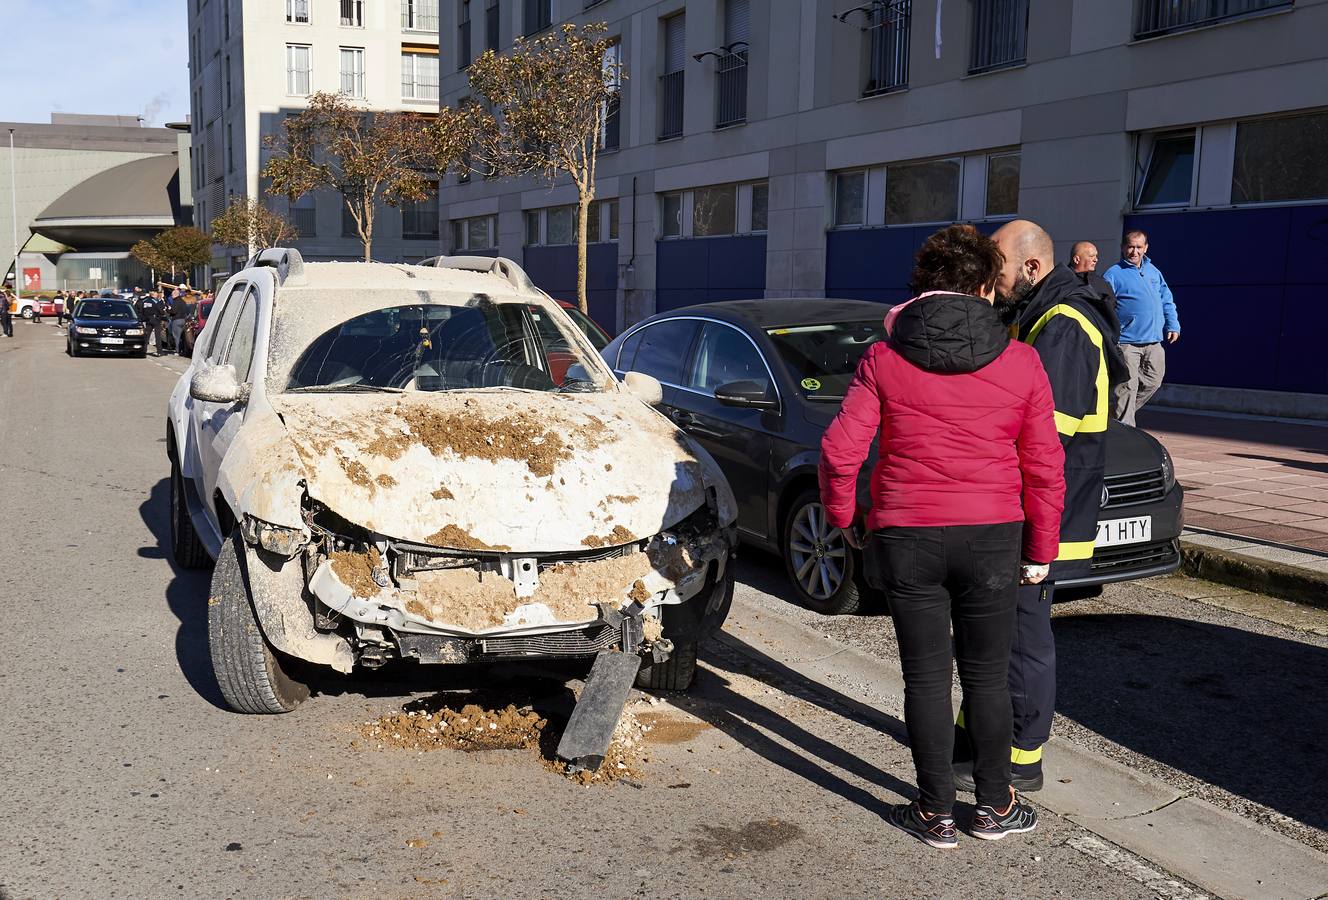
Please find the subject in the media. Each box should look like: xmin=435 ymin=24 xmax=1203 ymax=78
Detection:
xmin=167 ymin=250 xmax=737 ymax=714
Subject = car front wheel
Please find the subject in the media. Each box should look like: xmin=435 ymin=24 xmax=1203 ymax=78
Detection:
xmin=170 ymin=457 xmax=210 ymax=569
xmin=783 ymin=489 xmax=863 ymax=615
xmin=20 ymin=307 xmax=33 ymax=320
xmin=209 ymin=531 xmax=311 ymax=714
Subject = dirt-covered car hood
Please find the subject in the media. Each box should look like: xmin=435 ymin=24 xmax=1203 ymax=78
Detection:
xmin=272 ymin=390 xmax=727 ymax=553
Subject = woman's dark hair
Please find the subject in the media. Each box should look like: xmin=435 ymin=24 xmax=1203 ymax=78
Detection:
xmin=907 ymin=224 xmax=1005 ymax=297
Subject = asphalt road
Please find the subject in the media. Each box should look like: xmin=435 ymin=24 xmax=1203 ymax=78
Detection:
xmin=1 ymin=320 xmax=1318 ymax=898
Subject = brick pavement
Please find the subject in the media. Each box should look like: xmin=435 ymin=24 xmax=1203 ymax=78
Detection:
xmin=1138 ymin=408 xmax=1328 ymax=553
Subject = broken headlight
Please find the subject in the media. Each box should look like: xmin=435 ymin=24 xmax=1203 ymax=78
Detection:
xmin=241 ymin=514 xmax=309 ymax=558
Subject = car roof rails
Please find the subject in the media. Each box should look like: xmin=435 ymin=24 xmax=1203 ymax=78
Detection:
xmin=245 ymin=247 xmax=306 ymax=286
xmin=416 ymin=255 xmax=542 ymax=295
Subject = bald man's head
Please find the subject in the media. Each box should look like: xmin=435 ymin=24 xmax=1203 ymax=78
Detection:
xmin=991 ymin=219 xmax=1055 ymax=313
xmin=1070 ymin=241 xmax=1099 ymax=274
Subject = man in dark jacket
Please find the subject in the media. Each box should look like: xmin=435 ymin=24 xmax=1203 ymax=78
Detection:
xmin=954 ymin=220 xmax=1127 ymax=793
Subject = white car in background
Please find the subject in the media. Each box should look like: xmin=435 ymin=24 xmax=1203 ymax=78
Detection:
xmin=166 ymin=250 xmax=737 ymax=714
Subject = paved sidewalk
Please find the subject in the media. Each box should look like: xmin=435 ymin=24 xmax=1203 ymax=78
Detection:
xmin=1139 ymin=407 xmax=1328 ymax=553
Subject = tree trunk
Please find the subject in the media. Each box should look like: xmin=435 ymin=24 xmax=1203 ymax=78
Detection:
xmin=576 ymin=194 xmax=590 ymax=315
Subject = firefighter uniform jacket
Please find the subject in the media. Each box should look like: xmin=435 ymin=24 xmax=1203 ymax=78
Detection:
xmin=1015 ymin=265 xmax=1127 ymax=579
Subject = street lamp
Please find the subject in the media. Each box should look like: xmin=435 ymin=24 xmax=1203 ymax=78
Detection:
xmin=8 ymin=128 xmax=19 ymax=302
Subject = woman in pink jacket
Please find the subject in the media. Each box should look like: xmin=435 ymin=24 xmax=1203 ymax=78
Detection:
xmin=819 ymin=225 xmax=1065 ymax=848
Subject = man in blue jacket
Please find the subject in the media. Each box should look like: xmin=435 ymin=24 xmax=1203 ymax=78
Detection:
xmin=1103 ymin=230 xmax=1180 ymax=426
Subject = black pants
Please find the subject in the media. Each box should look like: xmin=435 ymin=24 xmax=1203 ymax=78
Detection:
xmin=1009 ymin=580 xmax=1056 ymax=776
xmin=1 ymin=307 xmax=12 ymax=337
xmin=872 ymin=521 xmax=1021 ymax=814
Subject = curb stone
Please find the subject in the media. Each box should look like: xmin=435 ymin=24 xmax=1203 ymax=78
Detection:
xmin=1179 ymin=539 xmax=1328 ymax=611
xmin=718 ymin=595 xmax=1328 ymax=900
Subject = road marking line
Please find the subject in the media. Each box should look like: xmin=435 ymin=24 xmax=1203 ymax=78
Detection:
xmin=1065 ymin=835 xmax=1209 ymax=899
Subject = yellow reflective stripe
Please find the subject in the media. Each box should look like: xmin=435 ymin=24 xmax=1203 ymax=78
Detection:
xmin=1011 ymin=745 xmax=1043 ymax=765
xmin=1024 ymin=305 xmax=1109 ymax=435
xmin=1053 ymin=410 xmax=1083 ymax=435
xmin=1058 ymin=540 xmax=1096 ymax=561
xmin=956 ymin=708 xmax=966 ymax=729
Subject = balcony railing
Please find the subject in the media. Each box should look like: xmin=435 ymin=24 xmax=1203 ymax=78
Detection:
xmin=864 ymin=0 xmax=911 ymax=96
xmin=1134 ymin=0 xmax=1292 ymax=38
xmin=715 ymin=50 xmax=748 ymax=128
xmin=968 ymin=0 xmax=1029 ymax=74
xmin=658 ymin=70 xmax=684 ymax=140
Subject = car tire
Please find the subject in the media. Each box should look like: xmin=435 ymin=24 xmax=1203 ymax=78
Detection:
xmin=20 ymin=307 xmax=33 ymax=320
xmin=782 ymin=489 xmax=863 ymax=616
xmin=68 ymin=340 xmax=77 ymax=358
xmin=635 ymin=640 xmax=698 ymax=692
xmin=209 ymin=531 xmax=311 ymax=714
xmin=170 ymin=458 xmax=210 ymax=570
xmin=136 ymin=347 xmax=148 ymax=359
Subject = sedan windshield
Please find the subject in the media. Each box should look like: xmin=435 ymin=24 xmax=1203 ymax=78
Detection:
xmin=286 ymin=302 xmax=610 ymax=393
xmin=765 ymin=320 xmax=886 ymax=401
xmin=76 ymin=300 xmax=137 ymax=321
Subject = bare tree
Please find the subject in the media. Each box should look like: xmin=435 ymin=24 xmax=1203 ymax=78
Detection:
xmin=262 ymin=92 xmax=433 ymax=262
xmin=210 ymin=196 xmax=300 ymax=253
xmin=436 ymin=23 xmax=624 ymax=314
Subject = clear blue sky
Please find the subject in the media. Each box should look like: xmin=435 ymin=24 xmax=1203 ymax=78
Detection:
xmin=0 ymin=0 xmax=189 ymax=126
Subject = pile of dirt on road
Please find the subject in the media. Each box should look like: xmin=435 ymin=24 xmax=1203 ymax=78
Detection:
xmin=353 ymin=693 xmax=655 ymax=786
xmin=359 ymin=703 xmax=546 ymax=752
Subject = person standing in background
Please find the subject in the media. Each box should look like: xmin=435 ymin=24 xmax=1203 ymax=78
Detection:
xmin=1103 ymin=231 xmax=1180 ymax=426
xmin=1 ymin=291 xmax=13 ymax=338
xmin=1069 ymin=242 xmax=1099 ymax=275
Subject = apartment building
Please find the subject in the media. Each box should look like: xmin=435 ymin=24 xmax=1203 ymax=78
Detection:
xmin=437 ymin=0 xmax=1328 ymax=405
xmin=186 ymin=0 xmax=443 ymax=275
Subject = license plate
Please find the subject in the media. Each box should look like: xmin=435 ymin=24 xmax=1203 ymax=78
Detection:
xmin=100 ymin=337 xmax=124 ymax=344
xmin=1095 ymin=515 xmax=1152 ymax=547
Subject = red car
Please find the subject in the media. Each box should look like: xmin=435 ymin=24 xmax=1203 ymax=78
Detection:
xmin=555 ymin=299 xmax=610 ymax=349
xmin=180 ymin=298 xmax=215 ymax=357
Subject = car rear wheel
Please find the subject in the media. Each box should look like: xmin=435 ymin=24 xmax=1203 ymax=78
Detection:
xmin=170 ymin=458 xmax=210 ymax=569
xmin=783 ymin=489 xmax=863 ymax=615
xmin=209 ymin=531 xmax=311 ymax=714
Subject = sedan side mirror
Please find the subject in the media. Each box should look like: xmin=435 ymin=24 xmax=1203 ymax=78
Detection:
xmin=190 ymin=364 xmax=248 ymax=404
xmin=623 ymin=371 xmax=664 ymax=406
xmin=715 ymin=380 xmax=778 ymax=411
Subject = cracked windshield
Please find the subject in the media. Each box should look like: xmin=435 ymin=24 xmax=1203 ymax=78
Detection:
xmin=287 ymin=302 xmax=608 ymax=393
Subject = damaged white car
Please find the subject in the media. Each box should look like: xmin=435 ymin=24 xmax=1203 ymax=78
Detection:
xmin=167 ymin=250 xmax=736 ymax=715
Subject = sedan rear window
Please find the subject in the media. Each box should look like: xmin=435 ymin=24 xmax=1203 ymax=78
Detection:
xmin=765 ymin=320 xmax=885 ymax=401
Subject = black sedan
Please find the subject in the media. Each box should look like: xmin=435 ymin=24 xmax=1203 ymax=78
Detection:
xmin=67 ymin=298 xmax=148 ymax=358
xmin=602 ymin=299 xmax=1183 ymax=614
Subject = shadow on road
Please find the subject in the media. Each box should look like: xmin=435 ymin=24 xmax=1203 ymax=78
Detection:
xmin=1055 ymin=610 xmax=1328 ymax=831
xmin=139 ymin=477 xmax=225 ymax=709
xmin=688 ymin=636 xmax=917 ymax=819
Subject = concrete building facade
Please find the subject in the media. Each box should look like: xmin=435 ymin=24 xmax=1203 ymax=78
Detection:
xmin=188 ymin=0 xmax=443 ymax=276
xmin=436 ymin=0 xmax=1328 ymax=401
xmin=1 ymin=114 xmax=182 ymax=293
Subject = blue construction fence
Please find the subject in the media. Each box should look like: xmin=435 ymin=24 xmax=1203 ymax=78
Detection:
xmin=521 ymin=243 xmax=619 ymax=334
xmin=655 ymin=235 xmax=768 ymax=313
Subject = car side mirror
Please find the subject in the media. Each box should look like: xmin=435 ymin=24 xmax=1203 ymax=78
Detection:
xmin=622 ymin=371 xmax=664 ymax=406
xmin=715 ymin=379 xmax=778 ymax=410
xmin=190 ymin=364 xmax=248 ymax=404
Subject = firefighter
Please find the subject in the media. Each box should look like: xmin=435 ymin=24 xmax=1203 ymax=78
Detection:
xmin=953 ymin=220 xmax=1127 ymax=792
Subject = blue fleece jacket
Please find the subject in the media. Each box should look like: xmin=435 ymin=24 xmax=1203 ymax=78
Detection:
xmin=1102 ymin=255 xmax=1179 ymax=345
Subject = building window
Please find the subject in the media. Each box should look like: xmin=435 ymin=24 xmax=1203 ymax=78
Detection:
xmin=524 ymin=201 xmax=621 ymax=245
xmin=402 ymin=183 xmax=440 ymax=239
xmin=546 ymin=206 xmax=574 ymax=245
xmin=863 ymin=0 xmax=911 ymax=96
xmin=601 ymin=42 xmax=621 ymax=151
xmin=660 ymin=182 xmax=767 ymax=239
xmin=341 ymin=0 xmax=364 ymax=26
xmin=525 ymin=210 xmax=541 ymax=245
xmin=985 ymin=152 xmax=1020 ymax=217
xmin=402 ymin=0 xmax=440 ymax=32
xmin=968 ymin=0 xmax=1029 ymax=75
xmin=451 ymin=215 xmax=496 ymax=251
xmin=286 ymin=44 xmax=312 ymax=95
xmin=1232 ymin=109 xmax=1328 ymax=204
xmin=834 ymin=171 xmax=867 ymax=227
xmin=659 ymin=14 xmax=686 ymax=140
xmin=1135 ymin=0 xmax=1291 ymax=40
xmin=227 ymin=123 xmax=235 ymax=172
xmin=223 ymin=0 xmax=231 ymax=38
xmin=340 ymin=47 xmax=366 ymax=99
xmin=523 ymin=0 xmax=552 ymax=36
xmin=402 ymin=52 xmax=440 ymax=100
xmin=886 ymin=158 xmax=961 ymax=224
xmin=458 ymin=1 xmax=472 ymax=70
xmin=1135 ymin=130 xmax=1195 ymax=208
xmin=715 ymin=0 xmax=749 ymax=128
xmin=225 ymin=56 xmax=233 ymax=107
xmin=290 ymin=195 xmax=317 ymax=235
xmin=750 ymin=182 xmax=768 ymax=232
xmin=485 ymin=0 xmax=500 ymax=51
xmin=286 ymin=0 xmax=310 ymax=23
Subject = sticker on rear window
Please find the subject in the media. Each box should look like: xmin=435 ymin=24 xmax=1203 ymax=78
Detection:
xmin=801 ymin=378 xmax=821 ymax=391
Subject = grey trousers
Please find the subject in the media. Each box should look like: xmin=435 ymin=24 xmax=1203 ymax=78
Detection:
xmin=1114 ymin=342 xmax=1166 ymax=426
